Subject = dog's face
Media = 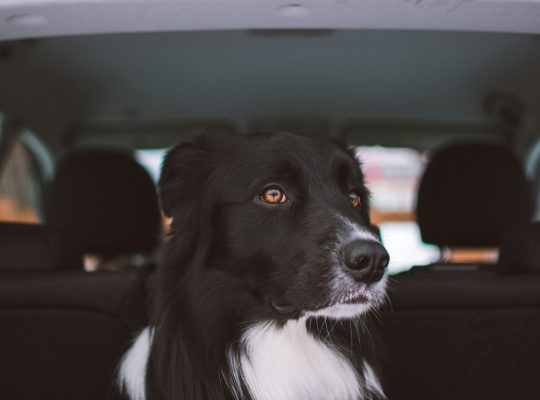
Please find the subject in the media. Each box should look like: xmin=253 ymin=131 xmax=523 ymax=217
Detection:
xmin=159 ymin=132 xmax=388 ymax=321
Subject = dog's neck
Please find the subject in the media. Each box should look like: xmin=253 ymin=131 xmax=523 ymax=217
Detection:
xmin=226 ymin=318 xmax=383 ymax=400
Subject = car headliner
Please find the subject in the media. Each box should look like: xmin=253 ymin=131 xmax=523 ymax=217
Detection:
xmin=2 ymin=0 xmax=540 ymax=41
xmin=0 ymin=1 xmax=540 ymax=154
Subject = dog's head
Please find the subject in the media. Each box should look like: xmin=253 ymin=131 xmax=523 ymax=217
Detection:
xmin=159 ymin=132 xmax=388 ymax=321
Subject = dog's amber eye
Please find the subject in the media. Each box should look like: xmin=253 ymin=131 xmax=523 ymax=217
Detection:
xmin=349 ymin=192 xmax=362 ymax=208
xmin=260 ymin=188 xmax=287 ymax=204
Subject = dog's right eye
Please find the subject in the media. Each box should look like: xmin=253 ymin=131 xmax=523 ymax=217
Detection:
xmin=349 ymin=191 xmax=362 ymax=208
xmin=258 ymin=187 xmax=288 ymax=204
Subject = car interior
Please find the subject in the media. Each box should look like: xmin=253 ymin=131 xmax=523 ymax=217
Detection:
xmin=2 ymin=2 xmax=540 ymax=399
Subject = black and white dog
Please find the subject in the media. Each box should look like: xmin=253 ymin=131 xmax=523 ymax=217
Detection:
xmin=118 ymin=132 xmax=389 ymax=400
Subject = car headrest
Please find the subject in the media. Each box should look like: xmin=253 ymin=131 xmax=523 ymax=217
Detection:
xmin=417 ymin=142 xmax=531 ymax=247
xmin=0 ymin=223 xmax=82 ymax=270
xmin=499 ymin=223 xmax=540 ymax=274
xmin=48 ymin=150 xmax=161 ymax=256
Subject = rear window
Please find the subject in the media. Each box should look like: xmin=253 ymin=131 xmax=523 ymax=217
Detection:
xmin=356 ymin=146 xmax=439 ymax=274
xmin=135 ymin=149 xmax=165 ymax=183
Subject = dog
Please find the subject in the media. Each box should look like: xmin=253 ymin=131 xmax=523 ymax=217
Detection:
xmin=118 ymin=132 xmax=389 ymax=400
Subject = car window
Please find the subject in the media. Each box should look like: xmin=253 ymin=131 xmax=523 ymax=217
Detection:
xmin=0 ymin=139 xmax=43 ymax=224
xmin=135 ymin=149 xmax=166 ymax=183
xmin=356 ymin=146 xmax=440 ymax=274
xmin=525 ymin=136 xmax=540 ymax=220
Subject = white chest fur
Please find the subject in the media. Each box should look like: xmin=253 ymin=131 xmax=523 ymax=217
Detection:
xmin=120 ymin=321 xmax=383 ymax=400
xmin=233 ymin=319 xmax=364 ymax=400
xmin=118 ymin=327 xmax=153 ymax=400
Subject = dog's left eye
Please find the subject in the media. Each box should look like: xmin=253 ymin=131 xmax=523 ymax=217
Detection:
xmin=259 ymin=187 xmax=288 ymax=204
xmin=349 ymin=191 xmax=362 ymax=208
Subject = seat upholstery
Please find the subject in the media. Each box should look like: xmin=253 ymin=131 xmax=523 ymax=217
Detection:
xmin=416 ymin=142 xmax=531 ymax=247
xmin=0 ymin=269 xmax=147 ymax=400
xmin=0 ymin=222 xmax=82 ymax=270
xmin=0 ymin=150 xmax=160 ymax=400
xmin=48 ymin=149 xmax=161 ymax=256
xmin=383 ymin=142 xmax=539 ymax=399
xmin=384 ymin=260 xmax=540 ymax=399
xmin=382 ymin=303 xmax=540 ymax=400
xmin=499 ymin=222 xmax=540 ymax=274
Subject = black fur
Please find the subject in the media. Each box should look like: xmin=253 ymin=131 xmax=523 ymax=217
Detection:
xmin=145 ymin=132 xmax=386 ymax=400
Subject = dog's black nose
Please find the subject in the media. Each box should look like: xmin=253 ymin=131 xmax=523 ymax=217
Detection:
xmin=341 ymin=240 xmax=389 ymax=283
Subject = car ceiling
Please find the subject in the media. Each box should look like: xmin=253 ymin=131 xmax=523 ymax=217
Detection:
xmin=0 ymin=29 xmax=540 ymax=152
xmin=2 ymin=0 xmax=540 ymax=40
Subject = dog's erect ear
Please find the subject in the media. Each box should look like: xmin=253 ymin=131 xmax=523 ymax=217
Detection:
xmin=158 ymin=135 xmax=218 ymax=217
xmin=331 ymin=138 xmax=360 ymax=164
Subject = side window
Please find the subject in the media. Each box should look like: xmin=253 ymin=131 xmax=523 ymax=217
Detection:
xmin=0 ymin=139 xmax=43 ymax=223
xmin=526 ymin=138 xmax=540 ymax=220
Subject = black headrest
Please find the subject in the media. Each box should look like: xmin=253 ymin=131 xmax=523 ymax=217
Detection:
xmin=417 ymin=142 xmax=531 ymax=247
xmin=499 ymin=223 xmax=540 ymax=274
xmin=0 ymin=223 xmax=82 ymax=270
xmin=48 ymin=150 xmax=161 ymax=256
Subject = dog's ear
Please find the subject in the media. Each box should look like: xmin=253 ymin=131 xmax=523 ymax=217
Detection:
xmin=158 ymin=134 xmax=217 ymax=217
xmin=331 ymin=138 xmax=365 ymax=175
xmin=332 ymin=138 xmax=359 ymax=163
xmin=158 ymin=134 xmax=226 ymax=270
